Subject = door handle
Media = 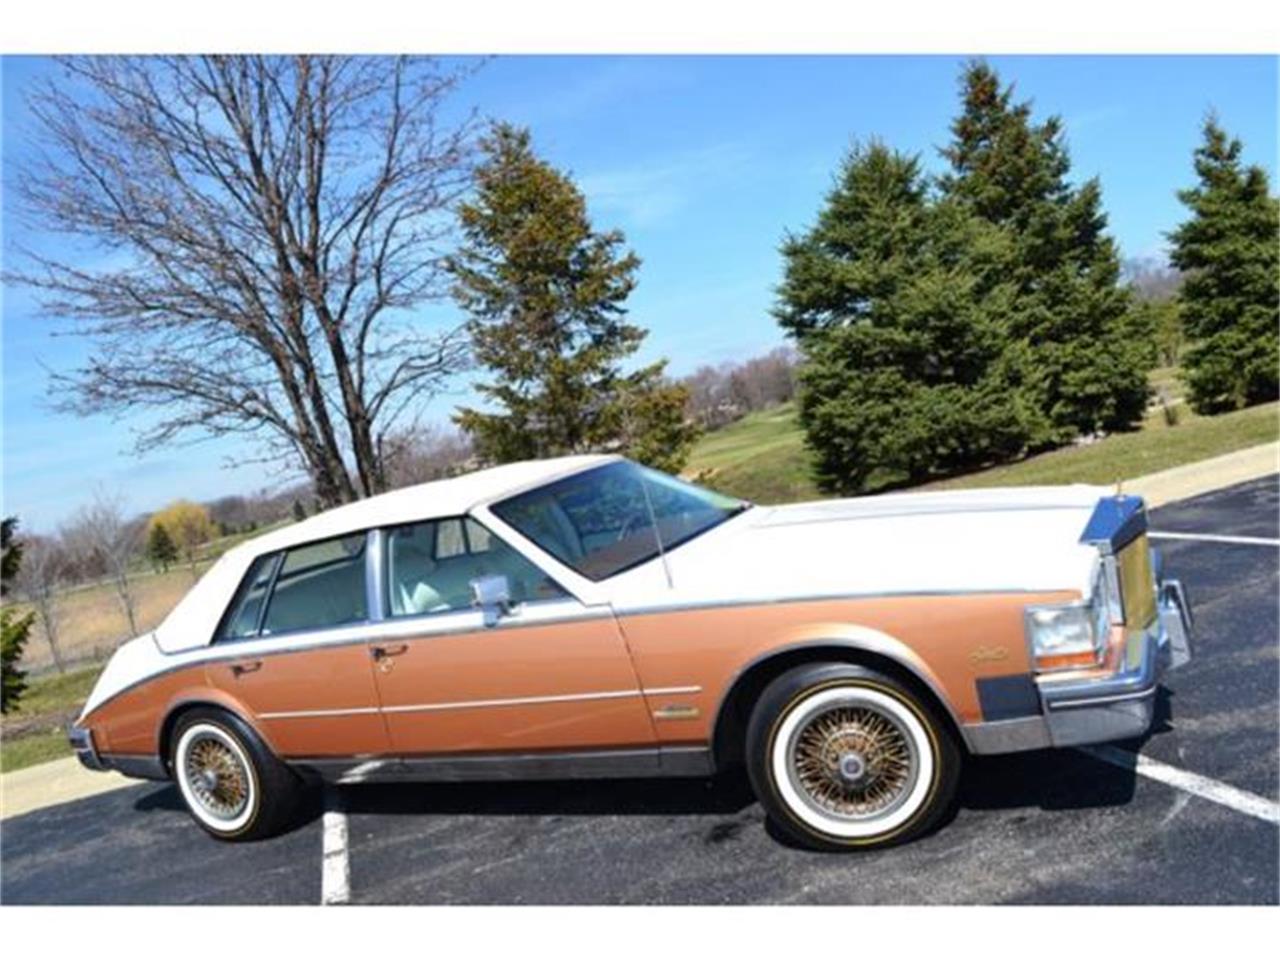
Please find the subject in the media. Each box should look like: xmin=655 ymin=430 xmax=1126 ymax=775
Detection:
xmin=371 ymin=643 xmax=409 ymax=661
xmin=229 ymin=659 xmax=263 ymax=677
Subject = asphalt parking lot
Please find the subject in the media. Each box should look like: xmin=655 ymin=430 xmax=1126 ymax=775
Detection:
xmin=3 ymin=476 xmax=1277 ymax=905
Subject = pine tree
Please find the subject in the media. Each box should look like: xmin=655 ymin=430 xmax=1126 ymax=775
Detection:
xmin=146 ymin=522 xmax=178 ymax=573
xmin=292 ymin=499 xmax=307 ymax=522
xmin=448 ymin=124 xmax=698 ymax=472
xmin=1 ymin=518 xmax=33 ymax=713
xmin=776 ymin=143 xmax=1031 ymax=493
xmin=940 ymin=61 xmax=1151 ymax=445
xmin=1168 ymin=118 xmax=1280 ymax=413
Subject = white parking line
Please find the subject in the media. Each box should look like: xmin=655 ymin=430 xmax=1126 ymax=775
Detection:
xmin=321 ymin=789 xmax=351 ymax=905
xmin=1149 ymin=530 xmax=1280 ymax=547
xmin=1082 ymin=745 xmax=1280 ymax=824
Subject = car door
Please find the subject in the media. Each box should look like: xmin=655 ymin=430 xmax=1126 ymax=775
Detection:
xmin=369 ymin=516 xmax=656 ymax=759
xmin=208 ymin=533 xmax=391 ymax=760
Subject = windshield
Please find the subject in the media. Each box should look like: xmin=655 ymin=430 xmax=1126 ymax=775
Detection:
xmin=490 ymin=460 xmax=747 ymax=581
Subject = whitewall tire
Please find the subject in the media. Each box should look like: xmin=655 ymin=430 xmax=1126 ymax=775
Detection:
xmin=746 ymin=663 xmax=961 ymax=850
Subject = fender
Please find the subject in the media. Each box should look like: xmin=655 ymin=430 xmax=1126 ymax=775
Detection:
xmin=711 ymin=623 xmax=972 ymax=765
xmin=158 ymin=681 xmax=282 ymax=761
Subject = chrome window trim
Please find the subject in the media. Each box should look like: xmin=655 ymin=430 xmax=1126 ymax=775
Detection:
xmin=366 ymin=528 xmax=386 ymax=623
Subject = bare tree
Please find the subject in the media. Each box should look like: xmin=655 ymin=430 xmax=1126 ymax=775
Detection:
xmin=64 ymin=493 xmax=141 ymax=638
xmin=683 ymin=346 xmax=798 ymax=428
xmin=382 ymin=423 xmax=474 ymax=488
xmin=13 ymin=535 xmax=70 ymax=674
xmin=10 ymin=56 xmax=476 ymax=506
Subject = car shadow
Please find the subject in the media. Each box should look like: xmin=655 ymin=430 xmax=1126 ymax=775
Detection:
xmin=133 ymin=688 xmax=1176 ymax=836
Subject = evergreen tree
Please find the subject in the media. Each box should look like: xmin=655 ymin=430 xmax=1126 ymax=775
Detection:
xmin=1168 ymin=118 xmax=1280 ymax=413
xmin=146 ymin=522 xmax=178 ymax=573
xmin=448 ymin=124 xmax=697 ymax=473
xmin=292 ymin=499 xmax=307 ymax=522
xmin=1 ymin=517 xmax=34 ymax=713
xmin=776 ymin=143 xmax=1031 ymax=493
xmin=940 ymin=61 xmax=1151 ymax=445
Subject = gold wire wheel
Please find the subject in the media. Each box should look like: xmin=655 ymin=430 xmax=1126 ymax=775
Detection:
xmin=184 ymin=732 xmax=251 ymax=821
xmin=788 ymin=703 xmax=917 ymax=820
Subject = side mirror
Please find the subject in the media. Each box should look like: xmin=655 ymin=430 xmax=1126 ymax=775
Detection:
xmin=470 ymin=574 xmax=513 ymax=626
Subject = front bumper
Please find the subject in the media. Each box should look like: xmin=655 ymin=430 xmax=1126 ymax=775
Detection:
xmin=964 ymin=578 xmax=1194 ymax=754
xmin=1037 ymin=578 xmax=1193 ymax=746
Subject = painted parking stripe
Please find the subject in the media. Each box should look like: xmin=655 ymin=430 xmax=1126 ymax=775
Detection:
xmin=1149 ymin=530 xmax=1280 ymax=547
xmin=1082 ymin=745 xmax=1280 ymax=824
xmin=321 ymin=789 xmax=351 ymax=905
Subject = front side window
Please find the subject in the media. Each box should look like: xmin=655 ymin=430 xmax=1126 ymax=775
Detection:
xmin=386 ymin=517 xmax=565 ymax=617
xmin=490 ymin=460 xmax=747 ymax=581
xmin=259 ymin=534 xmax=368 ymax=635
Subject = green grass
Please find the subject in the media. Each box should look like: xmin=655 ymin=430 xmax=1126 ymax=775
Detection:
xmin=0 ymin=663 xmax=105 ymax=774
xmin=686 ymin=395 xmax=1279 ymax=504
xmin=685 ymin=403 xmax=821 ymax=503
xmin=0 ymin=730 xmax=72 ymax=773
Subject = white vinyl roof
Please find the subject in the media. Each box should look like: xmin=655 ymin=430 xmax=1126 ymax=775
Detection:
xmin=152 ymin=454 xmax=616 ymax=653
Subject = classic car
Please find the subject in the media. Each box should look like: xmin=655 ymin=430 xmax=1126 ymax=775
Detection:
xmin=70 ymin=455 xmax=1193 ymax=850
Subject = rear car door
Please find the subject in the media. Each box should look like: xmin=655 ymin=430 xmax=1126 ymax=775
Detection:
xmin=368 ymin=516 xmax=656 ymax=759
xmin=207 ymin=533 xmax=391 ymax=760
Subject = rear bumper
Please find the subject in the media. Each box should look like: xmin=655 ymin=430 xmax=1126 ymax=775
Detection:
xmin=964 ymin=578 xmax=1193 ymax=754
xmin=67 ymin=726 xmax=107 ymax=771
xmin=68 ymin=726 xmax=168 ymax=780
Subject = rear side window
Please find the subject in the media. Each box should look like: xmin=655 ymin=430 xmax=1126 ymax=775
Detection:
xmin=219 ymin=553 xmax=279 ymax=640
xmin=261 ymin=534 xmax=368 ymax=635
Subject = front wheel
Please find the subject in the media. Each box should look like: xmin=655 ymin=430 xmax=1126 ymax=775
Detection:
xmin=170 ymin=707 xmax=303 ymax=841
xmin=745 ymin=663 xmax=961 ymax=851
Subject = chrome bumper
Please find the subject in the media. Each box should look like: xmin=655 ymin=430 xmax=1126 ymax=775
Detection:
xmin=67 ymin=725 xmax=167 ymax=779
xmin=68 ymin=725 xmax=107 ymax=772
xmin=964 ymin=577 xmax=1194 ymax=754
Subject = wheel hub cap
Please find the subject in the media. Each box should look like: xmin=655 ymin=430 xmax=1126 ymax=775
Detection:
xmin=184 ymin=735 xmax=249 ymax=822
xmin=837 ymin=751 xmax=867 ymax=783
xmin=789 ymin=703 xmax=918 ymax=820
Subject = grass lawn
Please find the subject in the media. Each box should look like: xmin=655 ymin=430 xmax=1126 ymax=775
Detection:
xmin=0 ymin=663 xmax=104 ymax=774
xmin=10 ymin=563 xmax=213 ymax=672
xmin=686 ymin=395 xmax=1279 ymax=505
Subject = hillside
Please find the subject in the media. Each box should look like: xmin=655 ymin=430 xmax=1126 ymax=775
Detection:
xmin=686 ymin=396 xmax=1280 ymax=504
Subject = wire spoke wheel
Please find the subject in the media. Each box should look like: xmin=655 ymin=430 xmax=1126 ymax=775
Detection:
xmin=184 ymin=734 xmax=250 ymax=820
xmin=175 ymin=721 xmax=259 ymax=833
xmin=789 ymin=704 xmax=917 ymax=819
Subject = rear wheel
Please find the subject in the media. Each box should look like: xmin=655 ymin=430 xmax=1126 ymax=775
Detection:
xmin=745 ymin=663 xmax=961 ymax=851
xmin=170 ymin=708 xmax=303 ymax=841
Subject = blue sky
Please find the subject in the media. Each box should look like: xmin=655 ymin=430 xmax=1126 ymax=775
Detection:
xmin=2 ymin=55 xmax=1277 ymax=531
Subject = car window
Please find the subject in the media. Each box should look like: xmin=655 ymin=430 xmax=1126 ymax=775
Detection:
xmin=491 ymin=461 xmax=746 ymax=580
xmin=259 ymin=534 xmax=368 ymax=635
xmin=385 ymin=517 xmax=565 ymax=617
xmin=219 ymin=552 xmax=279 ymax=640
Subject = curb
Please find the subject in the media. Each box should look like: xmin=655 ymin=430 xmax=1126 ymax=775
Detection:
xmin=1125 ymin=443 xmax=1278 ymax=508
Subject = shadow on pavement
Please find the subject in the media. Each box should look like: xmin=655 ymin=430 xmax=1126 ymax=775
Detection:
xmin=129 ymin=689 xmax=1176 ymax=839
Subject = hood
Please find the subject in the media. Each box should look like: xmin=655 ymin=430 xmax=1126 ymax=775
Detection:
xmin=658 ymin=485 xmax=1107 ymax=603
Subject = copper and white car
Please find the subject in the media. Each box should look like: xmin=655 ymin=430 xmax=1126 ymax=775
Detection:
xmin=70 ymin=455 xmax=1193 ymax=850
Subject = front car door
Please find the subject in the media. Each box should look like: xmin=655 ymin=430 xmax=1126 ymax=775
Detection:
xmin=368 ymin=516 xmax=657 ymax=768
xmin=208 ymin=533 xmax=391 ymax=762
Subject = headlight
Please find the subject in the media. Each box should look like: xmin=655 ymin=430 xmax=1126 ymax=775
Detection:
xmin=1026 ymin=570 xmax=1110 ymax=671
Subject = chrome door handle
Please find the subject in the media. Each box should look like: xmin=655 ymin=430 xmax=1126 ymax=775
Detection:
xmin=371 ymin=643 xmax=408 ymax=661
xmin=229 ymin=659 xmax=263 ymax=677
